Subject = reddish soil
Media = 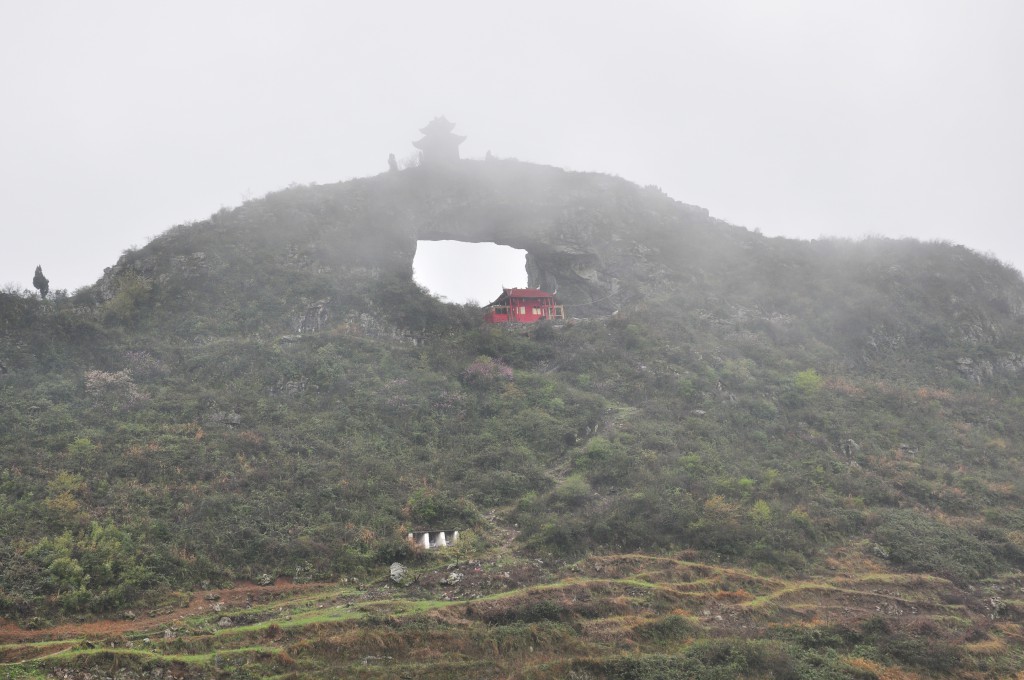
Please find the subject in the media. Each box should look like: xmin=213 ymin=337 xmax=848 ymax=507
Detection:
xmin=0 ymin=578 xmax=327 ymax=645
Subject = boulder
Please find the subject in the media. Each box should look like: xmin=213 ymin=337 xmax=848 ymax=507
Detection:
xmin=390 ymin=562 xmax=408 ymax=584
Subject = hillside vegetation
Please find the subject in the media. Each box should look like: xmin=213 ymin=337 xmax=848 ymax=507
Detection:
xmin=2 ymin=160 xmax=1024 ymax=677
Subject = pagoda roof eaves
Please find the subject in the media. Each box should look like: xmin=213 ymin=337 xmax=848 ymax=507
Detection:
xmin=419 ymin=116 xmax=456 ymax=134
xmin=412 ymin=133 xmax=466 ymax=149
xmin=493 ymin=287 xmax=556 ymax=300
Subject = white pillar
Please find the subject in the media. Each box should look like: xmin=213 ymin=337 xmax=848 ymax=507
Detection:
xmin=422 ymin=533 xmax=430 ymax=549
xmin=438 ymin=531 xmax=447 ymax=547
xmin=452 ymin=531 xmax=460 ymax=544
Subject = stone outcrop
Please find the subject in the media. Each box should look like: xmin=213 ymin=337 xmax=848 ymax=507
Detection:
xmin=394 ymin=162 xmax=715 ymax=315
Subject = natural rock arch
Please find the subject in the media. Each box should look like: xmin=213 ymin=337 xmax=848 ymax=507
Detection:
xmin=356 ymin=160 xmax=713 ymax=316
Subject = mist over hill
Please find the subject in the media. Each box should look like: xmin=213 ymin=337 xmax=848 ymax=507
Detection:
xmin=3 ymin=159 xmax=1024 ymax=677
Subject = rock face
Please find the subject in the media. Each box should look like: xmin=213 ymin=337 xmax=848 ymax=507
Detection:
xmin=394 ymin=162 xmax=716 ymax=315
xmin=295 ymin=299 xmax=330 ymax=333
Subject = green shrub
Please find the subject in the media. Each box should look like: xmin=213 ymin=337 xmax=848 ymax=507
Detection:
xmin=480 ymin=599 xmax=573 ymax=625
xmin=550 ymin=474 xmax=593 ymax=509
xmin=872 ymin=510 xmax=998 ymax=583
xmin=634 ymin=614 xmax=701 ymax=644
xmin=404 ymin=487 xmax=478 ymax=527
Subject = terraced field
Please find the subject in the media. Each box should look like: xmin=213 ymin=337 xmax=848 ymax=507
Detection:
xmin=4 ymin=548 xmax=1023 ymax=679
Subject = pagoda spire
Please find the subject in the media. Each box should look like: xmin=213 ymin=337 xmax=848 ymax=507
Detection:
xmin=413 ymin=116 xmax=465 ymax=166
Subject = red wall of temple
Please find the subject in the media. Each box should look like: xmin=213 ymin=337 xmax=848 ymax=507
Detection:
xmin=485 ymin=296 xmax=557 ymax=323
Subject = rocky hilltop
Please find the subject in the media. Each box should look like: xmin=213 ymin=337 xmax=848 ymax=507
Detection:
xmin=97 ymin=158 xmax=1024 ymax=381
xmin=98 ymin=160 xmax=719 ymax=316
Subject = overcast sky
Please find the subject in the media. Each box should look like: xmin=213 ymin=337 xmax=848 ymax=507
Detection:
xmin=2 ymin=1 xmax=1022 ymax=301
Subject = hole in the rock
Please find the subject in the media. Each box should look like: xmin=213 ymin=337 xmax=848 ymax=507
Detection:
xmin=413 ymin=240 xmax=527 ymax=305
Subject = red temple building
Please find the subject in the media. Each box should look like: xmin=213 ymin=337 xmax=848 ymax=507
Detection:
xmin=484 ymin=288 xmax=565 ymax=324
xmin=413 ymin=116 xmax=465 ymax=166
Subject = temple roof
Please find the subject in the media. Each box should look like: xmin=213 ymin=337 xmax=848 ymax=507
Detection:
xmin=488 ymin=288 xmax=557 ymax=306
xmin=419 ymin=116 xmax=457 ymax=135
xmin=504 ymin=288 xmax=555 ymax=298
xmin=412 ymin=133 xmax=466 ymax=149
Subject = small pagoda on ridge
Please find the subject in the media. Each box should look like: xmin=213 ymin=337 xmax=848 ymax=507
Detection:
xmin=413 ymin=116 xmax=465 ymax=166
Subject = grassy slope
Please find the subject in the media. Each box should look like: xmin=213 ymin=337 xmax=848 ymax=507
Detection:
xmin=3 ymin=163 xmax=1024 ymax=676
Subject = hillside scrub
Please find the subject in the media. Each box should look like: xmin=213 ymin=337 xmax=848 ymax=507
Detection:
xmin=2 ymin=163 xmax=1024 ymax=628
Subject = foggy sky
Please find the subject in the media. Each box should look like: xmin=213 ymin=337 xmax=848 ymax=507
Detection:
xmin=2 ymin=1 xmax=1022 ymax=298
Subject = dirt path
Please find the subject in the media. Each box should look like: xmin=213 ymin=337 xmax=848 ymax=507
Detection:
xmin=0 ymin=578 xmax=326 ymax=645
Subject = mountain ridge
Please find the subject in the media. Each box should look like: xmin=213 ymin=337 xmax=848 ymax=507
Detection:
xmin=3 ymin=158 xmax=1024 ymax=677
xmin=87 ymin=158 xmax=1024 ymax=384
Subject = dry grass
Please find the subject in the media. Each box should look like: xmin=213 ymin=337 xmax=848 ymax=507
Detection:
xmin=710 ymin=588 xmax=753 ymax=602
xmin=827 ymin=376 xmax=865 ymax=396
xmin=964 ymin=636 xmax=1006 ymax=656
xmin=913 ymin=386 xmax=953 ymax=402
xmin=843 ymin=656 xmax=924 ymax=680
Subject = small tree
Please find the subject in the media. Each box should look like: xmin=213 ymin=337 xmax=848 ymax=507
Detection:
xmin=33 ymin=265 xmax=49 ymax=299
